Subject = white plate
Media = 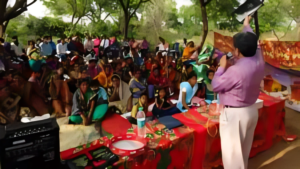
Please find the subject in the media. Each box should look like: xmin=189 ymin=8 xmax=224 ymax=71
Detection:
xmin=112 ymin=140 xmax=144 ymax=150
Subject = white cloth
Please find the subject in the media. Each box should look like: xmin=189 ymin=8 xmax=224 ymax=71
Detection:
xmin=104 ymin=39 xmax=109 ymax=49
xmin=108 ymin=80 xmax=131 ymax=113
xmin=100 ymin=39 xmax=109 ymax=49
xmin=11 ymin=43 xmax=23 ymax=56
xmin=220 ymin=104 xmax=258 ymax=169
xmin=26 ymin=47 xmax=32 ymax=56
xmin=84 ymin=40 xmax=94 ymax=51
xmin=56 ymin=43 xmax=68 ymax=55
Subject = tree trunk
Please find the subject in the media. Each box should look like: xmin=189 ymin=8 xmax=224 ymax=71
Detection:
xmin=0 ymin=21 xmax=8 ymax=38
xmin=198 ymin=0 xmax=208 ymax=53
xmin=124 ymin=15 xmax=129 ymax=39
xmin=0 ymin=23 xmax=4 ymax=38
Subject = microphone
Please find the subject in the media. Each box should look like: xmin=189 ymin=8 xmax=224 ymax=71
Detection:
xmin=226 ymin=52 xmax=233 ymax=60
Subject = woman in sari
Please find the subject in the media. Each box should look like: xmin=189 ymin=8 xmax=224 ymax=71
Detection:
xmin=202 ymin=70 xmax=216 ymax=102
xmin=131 ymin=93 xmax=148 ymax=119
xmin=93 ymin=36 xmax=101 ymax=57
xmin=147 ymin=67 xmax=168 ymax=99
xmin=87 ymin=59 xmax=99 ymax=79
xmin=159 ymin=57 xmax=167 ymax=75
xmin=177 ymin=71 xmax=198 ymax=112
xmin=182 ymin=41 xmax=200 ymax=65
xmin=68 ymin=63 xmax=80 ymax=93
xmin=28 ymin=40 xmax=47 ymax=73
xmin=94 ymin=60 xmax=109 ymax=88
xmin=167 ymin=65 xmax=181 ymax=93
xmin=104 ymin=64 xmax=113 ymax=88
xmin=108 ymin=74 xmax=131 ymax=113
xmin=49 ymin=72 xmax=73 ymax=117
xmin=69 ymin=78 xmax=98 ymax=125
xmin=129 ymin=69 xmax=146 ymax=99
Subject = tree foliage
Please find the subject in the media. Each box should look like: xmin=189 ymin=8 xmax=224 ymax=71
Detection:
xmin=4 ymin=0 xmax=300 ymax=44
xmin=0 ymin=0 xmax=38 ymax=37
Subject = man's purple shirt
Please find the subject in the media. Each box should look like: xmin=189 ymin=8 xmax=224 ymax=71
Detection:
xmin=212 ymin=25 xmax=264 ymax=107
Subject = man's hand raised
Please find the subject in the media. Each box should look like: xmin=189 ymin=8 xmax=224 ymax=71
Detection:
xmin=244 ymin=16 xmax=252 ymax=27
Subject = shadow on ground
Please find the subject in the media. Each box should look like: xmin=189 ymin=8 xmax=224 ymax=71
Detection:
xmin=248 ymin=107 xmax=300 ymax=169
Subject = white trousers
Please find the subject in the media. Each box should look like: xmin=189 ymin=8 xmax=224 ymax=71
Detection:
xmin=220 ymin=104 xmax=258 ymax=169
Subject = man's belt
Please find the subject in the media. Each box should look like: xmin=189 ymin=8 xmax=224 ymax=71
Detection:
xmin=224 ymin=105 xmax=243 ymax=108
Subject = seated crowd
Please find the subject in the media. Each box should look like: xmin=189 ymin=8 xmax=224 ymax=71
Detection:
xmin=0 ymin=35 xmax=218 ymax=126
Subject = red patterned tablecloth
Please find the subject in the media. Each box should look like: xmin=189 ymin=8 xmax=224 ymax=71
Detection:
xmin=60 ymin=93 xmax=286 ymax=169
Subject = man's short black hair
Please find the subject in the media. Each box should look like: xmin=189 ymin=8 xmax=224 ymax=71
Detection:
xmin=134 ymin=68 xmax=141 ymax=74
xmin=186 ymin=64 xmax=193 ymax=70
xmin=140 ymin=93 xmax=147 ymax=98
xmin=43 ymin=36 xmax=48 ymax=39
xmin=0 ymin=38 xmax=4 ymax=43
xmin=187 ymin=71 xmax=197 ymax=80
xmin=12 ymin=36 xmax=18 ymax=40
xmin=77 ymin=77 xmax=90 ymax=86
xmin=206 ymin=69 xmax=215 ymax=78
xmin=233 ymin=32 xmax=258 ymax=57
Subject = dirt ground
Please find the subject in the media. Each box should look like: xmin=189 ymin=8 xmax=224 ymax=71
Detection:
xmin=248 ymin=107 xmax=300 ymax=169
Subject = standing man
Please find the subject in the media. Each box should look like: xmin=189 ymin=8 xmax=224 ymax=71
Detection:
xmin=141 ymin=37 xmax=149 ymax=58
xmin=49 ymin=36 xmax=57 ymax=55
xmin=40 ymin=36 xmax=53 ymax=57
xmin=10 ymin=36 xmax=24 ymax=62
xmin=56 ymin=37 xmax=69 ymax=59
xmin=212 ymin=16 xmax=264 ymax=169
xmin=84 ymin=36 xmax=94 ymax=55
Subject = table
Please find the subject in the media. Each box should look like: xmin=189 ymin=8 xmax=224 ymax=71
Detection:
xmin=61 ymin=120 xmax=196 ymax=168
xmin=60 ymin=93 xmax=286 ymax=169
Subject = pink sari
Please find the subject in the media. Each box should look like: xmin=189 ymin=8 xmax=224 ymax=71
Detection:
xmin=93 ymin=38 xmax=101 ymax=56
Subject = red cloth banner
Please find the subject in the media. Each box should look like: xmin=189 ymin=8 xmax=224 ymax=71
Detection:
xmin=214 ymin=32 xmax=234 ymax=54
xmin=261 ymin=41 xmax=300 ymax=71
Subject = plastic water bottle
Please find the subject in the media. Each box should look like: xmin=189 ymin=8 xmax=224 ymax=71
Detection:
xmin=136 ymin=107 xmax=146 ymax=138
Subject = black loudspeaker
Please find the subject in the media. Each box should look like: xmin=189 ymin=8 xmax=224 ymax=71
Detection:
xmin=0 ymin=118 xmax=60 ymax=169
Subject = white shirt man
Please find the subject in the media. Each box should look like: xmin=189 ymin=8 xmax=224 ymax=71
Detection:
xmin=11 ymin=42 xmax=23 ymax=56
xmin=56 ymin=41 xmax=68 ymax=55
